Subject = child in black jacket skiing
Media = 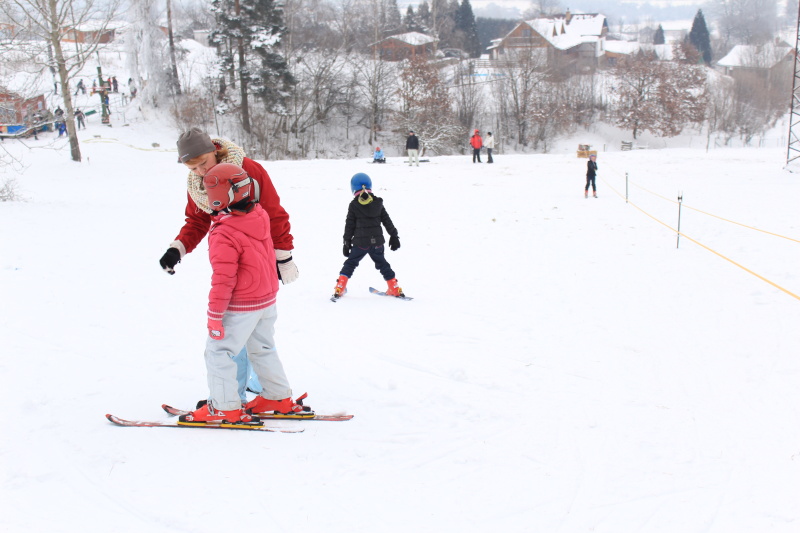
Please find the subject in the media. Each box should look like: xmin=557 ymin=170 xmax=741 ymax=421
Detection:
xmin=333 ymin=173 xmax=405 ymax=298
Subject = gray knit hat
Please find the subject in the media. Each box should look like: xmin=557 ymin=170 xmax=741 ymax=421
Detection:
xmin=176 ymin=128 xmax=215 ymax=163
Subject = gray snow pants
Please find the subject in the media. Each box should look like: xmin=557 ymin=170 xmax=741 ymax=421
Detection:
xmin=204 ymin=305 xmax=292 ymax=411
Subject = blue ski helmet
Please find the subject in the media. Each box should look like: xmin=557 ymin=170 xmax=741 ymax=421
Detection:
xmin=350 ymin=173 xmax=372 ymax=194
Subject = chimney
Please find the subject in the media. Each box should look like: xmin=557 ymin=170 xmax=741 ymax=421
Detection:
xmin=565 ymin=8 xmax=572 ymax=24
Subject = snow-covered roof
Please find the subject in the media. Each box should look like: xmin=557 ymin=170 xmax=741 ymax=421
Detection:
xmin=604 ymin=40 xmax=641 ymax=55
xmin=69 ymin=20 xmax=121 ymax=32
xmin=487 ymin=38 xmax=502 ymax=51
xmin=717 ymin=43 xmax=793 ymax=68
xmin=522 ymin=13 xmax=606 ymax=51
xmin=604 ymin=41 xmax=673 ymax=60
xmin=383 ymin=32 xmax=436 ymax=47
xmin=642 ymin=43 xmax=674 ymax=61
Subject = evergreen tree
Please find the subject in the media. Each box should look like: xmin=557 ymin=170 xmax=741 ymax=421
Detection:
xmin=454 ymin=0 xmax=481 ymax=57
xmin=417 ymin=2 xmax=432 ymax=33
xmin=653 ymin=24 xmax=665 ymax=45
xmin=211 ymin=0 xmax=295 ymax=131
xmin=404 ymin=6 xmax=420 ymax=32
xmin=688 ymin=9 xmax=712 ymax=65
xmin=385 ymin=0 xmax=403 ymax=33
xmin=434 ymin=0 xmax=459 ymax=49
xmin=476 ymin=17 xmax=517 ymax=54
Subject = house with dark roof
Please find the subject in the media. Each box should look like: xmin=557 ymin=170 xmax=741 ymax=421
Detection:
xmin=371 ymin=32 xmax=437 ymax=62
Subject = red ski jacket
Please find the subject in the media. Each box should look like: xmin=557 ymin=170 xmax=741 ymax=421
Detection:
xmin=175 ymin=157 xmax=293 ymax=255
xmin=470 ymin=134 xmax=483 ymax=149
xmin=207 ymin=204 xmax=278 ymax=321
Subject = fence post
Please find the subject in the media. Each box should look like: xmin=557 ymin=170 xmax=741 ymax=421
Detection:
xmin=625 ymin=172 xmax=629 ymax=203
xmin=676 ymin=193 xmax=683 ymax=249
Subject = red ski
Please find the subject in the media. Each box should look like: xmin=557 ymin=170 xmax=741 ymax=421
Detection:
xmin=106 ymin=414 xmax=304 ymax=433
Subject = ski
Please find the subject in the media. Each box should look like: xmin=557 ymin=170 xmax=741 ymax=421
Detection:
xmin=106 ymin=414 xmax=305 ymax=432
xmin=162 ymin=404 xmax=353 ymax=422
xmin=369 ymin=287 xmax=413 ymax=301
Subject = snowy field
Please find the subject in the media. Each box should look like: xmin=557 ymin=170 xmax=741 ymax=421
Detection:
xmin=1 ymin=119 xmax=799 ymax=533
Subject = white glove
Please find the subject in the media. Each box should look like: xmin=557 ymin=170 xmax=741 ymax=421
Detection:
xmin=275 ymin=249 xmax=299 ymax=284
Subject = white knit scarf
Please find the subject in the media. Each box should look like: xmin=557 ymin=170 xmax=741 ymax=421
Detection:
xmin=186 ymin=138 xmax=246 ymax=214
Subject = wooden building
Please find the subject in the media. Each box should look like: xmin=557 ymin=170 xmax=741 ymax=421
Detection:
xmin=62 ymin=21 xmax=117 ymax=44
xmin=487 ymin=11 xmax=608 ymax=72
xmin=371 ymin=32 xmax=437 ymax=62
xmin=0 ymin=90 xmax=46 ymax=124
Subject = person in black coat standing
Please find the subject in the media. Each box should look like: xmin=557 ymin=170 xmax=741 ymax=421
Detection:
xmin=332 ymin=173 xmax=405 ymax=298
xmin=585 ymin=154 xmax=598 ymax=198
xmin=406 ymin=130 xmax=420 ymax=166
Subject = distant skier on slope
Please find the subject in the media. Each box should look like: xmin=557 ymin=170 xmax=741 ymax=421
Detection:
xmin=585 ymin=153 xmax=598 ymax=198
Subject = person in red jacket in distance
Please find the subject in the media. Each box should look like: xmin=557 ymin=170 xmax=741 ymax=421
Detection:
xmin=470 ymin=129 xmax=483 ymax=163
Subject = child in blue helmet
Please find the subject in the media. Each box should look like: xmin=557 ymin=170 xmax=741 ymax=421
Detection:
xmin=333 ymin=173 xmax=404 ymax=298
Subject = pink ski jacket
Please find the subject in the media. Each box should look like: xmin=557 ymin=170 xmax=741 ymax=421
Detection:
xmin=207 ymin=204 xmax=279 ymax=322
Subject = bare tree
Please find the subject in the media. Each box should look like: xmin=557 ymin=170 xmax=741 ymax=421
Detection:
xmin=452 ymin=60 xmax=484 ymax=131
xmin=522 ymin=0 xmax=562 ymax=18
xmin=712 ymin=0 xmax=779 ymax=46
xmin=611 ymin=49 xmax=707 ymax=139
xmin=705 ymin=74 xmax=738 ymax=147
xmin=128 ymin=0 xmax=175 ymax=108
xmin=610 ymin=52 xmax=661 ymax=139
xmin=165 ymin=0 xmax=181 ymax=95
xmin=351 ymin=53 xmax=397 ymax=145
xmin=395 ymin=55 xmax=460 ymax=153
xmin=494 ymin=47 xmax=549 ymax=147
xmin=0 ymin=0 xmax=121 ymax=162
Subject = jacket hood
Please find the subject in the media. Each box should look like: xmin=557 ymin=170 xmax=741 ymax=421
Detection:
xmin=351 ymin=194 xmax=384 ymax=217
xmin=212 ymin=204 xmax=271 ymax=241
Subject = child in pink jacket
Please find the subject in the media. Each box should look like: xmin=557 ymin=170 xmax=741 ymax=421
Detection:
xmin=179 ymin=163 xmax=312 ymax=425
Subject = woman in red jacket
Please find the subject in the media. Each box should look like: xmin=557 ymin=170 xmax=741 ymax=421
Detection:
xmin=160 ymin=128 xmax=298 ymax=280
xmin=159 ymin=128 xmax=304 ymax=412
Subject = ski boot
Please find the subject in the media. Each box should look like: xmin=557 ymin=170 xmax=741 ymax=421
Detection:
xmin=332 ymin=275 xmax=348 ymax=299
xmin=178 ymin=402 xmax=261 ymax=426
xmin=385 ymin=278 xmax=405 ymax=297
xmin=246 ymin=393 xmax=315 ymax=419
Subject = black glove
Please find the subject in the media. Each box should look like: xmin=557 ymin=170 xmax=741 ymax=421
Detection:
xmin=159 ymin=247 xmax=181 ymax=275
xmin=343 ymin=241 xmax=351 ymax=257
xmin=389 ymin=235 xmax=400 ymax=251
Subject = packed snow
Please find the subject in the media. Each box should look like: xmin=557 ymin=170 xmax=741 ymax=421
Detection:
xmin=1 ymin=115 xmax=799 ymax=532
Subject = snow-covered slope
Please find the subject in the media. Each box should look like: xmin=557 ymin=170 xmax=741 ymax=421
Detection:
xmin=1 ymin=121 xmax=798 ymax=533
